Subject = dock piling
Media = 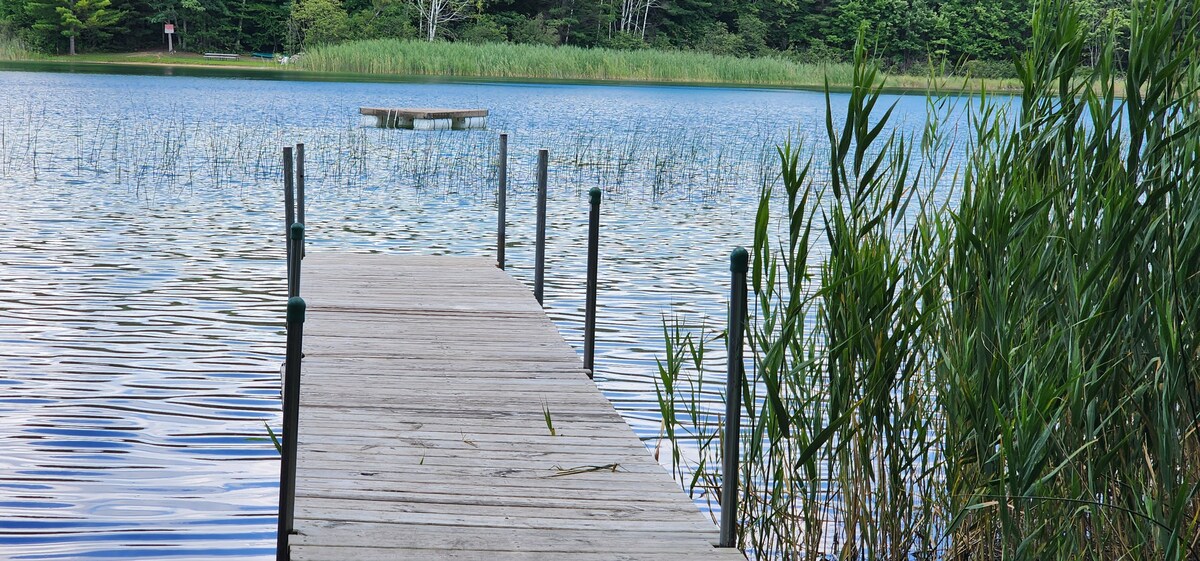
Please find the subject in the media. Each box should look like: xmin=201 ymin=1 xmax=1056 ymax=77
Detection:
xmin=497 ymin=134 xmax=508 ymax=270
xmin=719 ymin=247 xmax=749 ymax=549
xmin=276 ymin=295 xmax=306 ymax=561
xmin=288 ymin=224 xmax=304 ymax=299
xmin=583 ymin=187 xmax=601 ymax=378
xmin=534 ymin=149 xmax=548 ymax=305
xmin=283 ymin=147 xmax=295 ymax=298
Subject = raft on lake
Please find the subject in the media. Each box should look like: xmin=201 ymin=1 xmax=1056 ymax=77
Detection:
xmin=359 ymin=107 xmax=488 ymax=130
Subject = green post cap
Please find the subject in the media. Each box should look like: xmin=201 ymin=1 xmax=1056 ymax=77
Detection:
xmin=287 ymin=297 xmax=306 ymax=323
xmin=589 ymin=187 xmax=602 ymax=206
xmin=730 ymin=247 xmax=749 ymax=273
xmin=290 ymin=222 xmax=304 ymax=241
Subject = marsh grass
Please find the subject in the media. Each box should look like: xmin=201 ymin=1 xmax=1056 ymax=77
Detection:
xmin=0 ymin=99 xmax=779 ymax=204
xmin=299 ymin=39 xmax=849 ymax=87
xmin=297 ymin=39 xmax=1023 ymax=92
xmin=0 ymin=29 xmax=29 ymax=61
xmin=656 ymin=0 xmax=1200 ymax=558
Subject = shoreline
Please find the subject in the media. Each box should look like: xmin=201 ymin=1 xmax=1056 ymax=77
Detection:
xmin=0 ymin=53 xmax=1023 ymax=96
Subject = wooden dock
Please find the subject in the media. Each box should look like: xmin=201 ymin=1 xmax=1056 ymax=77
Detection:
xmin=359 ymin=107 xmax=488 ymax=130
xmin=287 ymin=254 xmax=742 ymax=560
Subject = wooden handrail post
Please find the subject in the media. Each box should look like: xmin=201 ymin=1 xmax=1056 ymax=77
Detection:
xmin=583 ymin=187 xmax=601 ymax=377
xmin=719 ymin=247 xmax=748 ymax=549
xmin=497 ymin=134 xmax=508 ymax=269
xmin=283 ymin=147 xmax=295 ymax=297
xmin=276 ymin=296 xmax=306 ymax=561
xmin=534 ymin=149 xmax=548 ymax=305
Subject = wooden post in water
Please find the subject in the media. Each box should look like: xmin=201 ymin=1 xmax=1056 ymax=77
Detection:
xmin=534 ymin=149 xmax=548 ymax=305
xmin=497 ymin=134 xmax=508 ymax=270
xmin=720 ymin=247 xmax=748 ymax=549
xmin=276 ymin=295 xmax=306 ymax=561
xmin=283 ymin=147 xmax=295 ymax=298
xmin=289 ymin=224 xmax=304 ymax=299
xmin=583 ymin=187 xmax=601 ymax=378
xmin=295 ymin=143 xmax=305 ymax=258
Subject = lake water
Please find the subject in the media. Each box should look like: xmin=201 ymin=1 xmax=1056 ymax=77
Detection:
xmin=0 ymin=66 xmax=948 ymax=559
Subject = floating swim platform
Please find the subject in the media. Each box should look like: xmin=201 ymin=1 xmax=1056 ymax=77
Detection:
xmin=359 ymin=107 xmax=488 ymax=130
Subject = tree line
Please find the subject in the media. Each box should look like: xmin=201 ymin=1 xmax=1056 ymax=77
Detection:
xmin=0 ymin=0 xmax=1130 ymax=72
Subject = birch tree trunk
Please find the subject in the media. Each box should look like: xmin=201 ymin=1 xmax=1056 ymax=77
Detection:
xmin=412 ymin=0 xmax=470 ymax=42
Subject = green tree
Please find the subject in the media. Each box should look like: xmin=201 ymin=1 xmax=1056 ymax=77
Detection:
xmin=346 ymin=0 xmax=416 ymax=41
xmin=736 ymin=11 xmax=768 ymax=55
xmin=1076 ymin=0 xmax=1129 ymax=64
xmin=938 ymin=0 xmax=1031 ymax=61
xmin=26 ymin=0 xmax=122 ymax=54
xmin=509 ymin=11 xmax=556 ymax=44
xmin=545 ymin=0 xmax=611 ymax=46
xmin=657 ymin=0 xmax=719 ymax=48
xmin=830 ymin=0 xmax=939 ymax=63
xmin=235 ymin=0 xmax=291 ymax=52
xmin=289 ymin=0 xmax=348 ymax=48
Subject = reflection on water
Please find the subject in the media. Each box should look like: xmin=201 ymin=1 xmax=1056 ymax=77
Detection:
xmin=0 ymin=68 xmax=943 ymax=559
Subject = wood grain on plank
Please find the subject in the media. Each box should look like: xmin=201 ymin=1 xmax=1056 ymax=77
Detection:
xmin=290 ymin=254 xmax=736 ymax=560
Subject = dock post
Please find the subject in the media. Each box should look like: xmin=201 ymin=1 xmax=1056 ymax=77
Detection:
xmin=276 ymin=296 xmax=306 ymax=561
xmin=289 ymin=224 xmax=304 ymax=298
xmin=283 ymin=147 xmax=295 ymax=298
xmin=583 ymin=187 xmax=601 ymax=378
xmin=534 ymin=149 xmax=548 ymax=305
xmin=295 ymin=143 xmax=305 ymax=258
xmin=497 ymin=134 xmax=508 ymax=270
xmin=719 ymin=247 xmax=748 ymax=549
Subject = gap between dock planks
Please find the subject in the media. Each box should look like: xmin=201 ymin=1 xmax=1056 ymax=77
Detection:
xmin=290 ymin=254 xmax=743 ymax=561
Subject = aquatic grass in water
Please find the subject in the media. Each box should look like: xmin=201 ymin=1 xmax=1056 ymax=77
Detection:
xmin=656 ymin=0 xmax=1200 ymax=558
xmin=0 ymin=102 xmax=783 ymax=202
xmin=0 ymin=71 xmax=928 ymax=558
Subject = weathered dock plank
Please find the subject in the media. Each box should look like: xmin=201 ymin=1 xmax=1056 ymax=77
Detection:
xmin=290 ymin=254 xmax=741 ymax=560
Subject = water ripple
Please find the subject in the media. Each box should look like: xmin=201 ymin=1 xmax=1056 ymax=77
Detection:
xmin=0 ymin=68 xmax=957 ymax=559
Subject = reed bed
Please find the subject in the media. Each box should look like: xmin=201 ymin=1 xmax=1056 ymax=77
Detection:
xmin=0 ymin=32 xmax=29 ymax=61
xmin=0 ymin=103 xmax=779 ymax=203
xmin=295 ymin=39 xmax=1005 ymax=91
xmin=656 ymin=0 xmax=1200 ymax=559
xmin=299 ymin=39 xmax=838 ymax=86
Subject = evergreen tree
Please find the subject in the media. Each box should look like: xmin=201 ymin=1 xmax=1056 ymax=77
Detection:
xmin=0 ymin=0 xmax=1065 ymax=72
xmin=26 ymin=0 xmax=121 ymax=53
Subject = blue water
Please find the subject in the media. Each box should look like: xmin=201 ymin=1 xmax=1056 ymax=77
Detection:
xmin=0 ymin=67 xmax=956 ymax=559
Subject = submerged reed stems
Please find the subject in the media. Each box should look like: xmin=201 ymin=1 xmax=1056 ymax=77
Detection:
xmin=656 ymin=0 xmax=1200 ymax=558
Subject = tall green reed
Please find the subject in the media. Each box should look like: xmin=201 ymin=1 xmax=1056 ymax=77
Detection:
xmin=296 ymin=38 xmax=1018 ymax=91
xmin=943 ymin=0 xmax=1199 ymax=558
xmin=299 ymin=39 xmax=851 ymax=87
xmin=0 ymin=27 xmax=29 ymax=61
xmin=656 ymin=0 xmax=1199 ymax=558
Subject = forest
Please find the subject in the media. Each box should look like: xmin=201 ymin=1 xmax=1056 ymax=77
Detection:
xmin=0 ymin=0 xmax=1129 ymax=74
